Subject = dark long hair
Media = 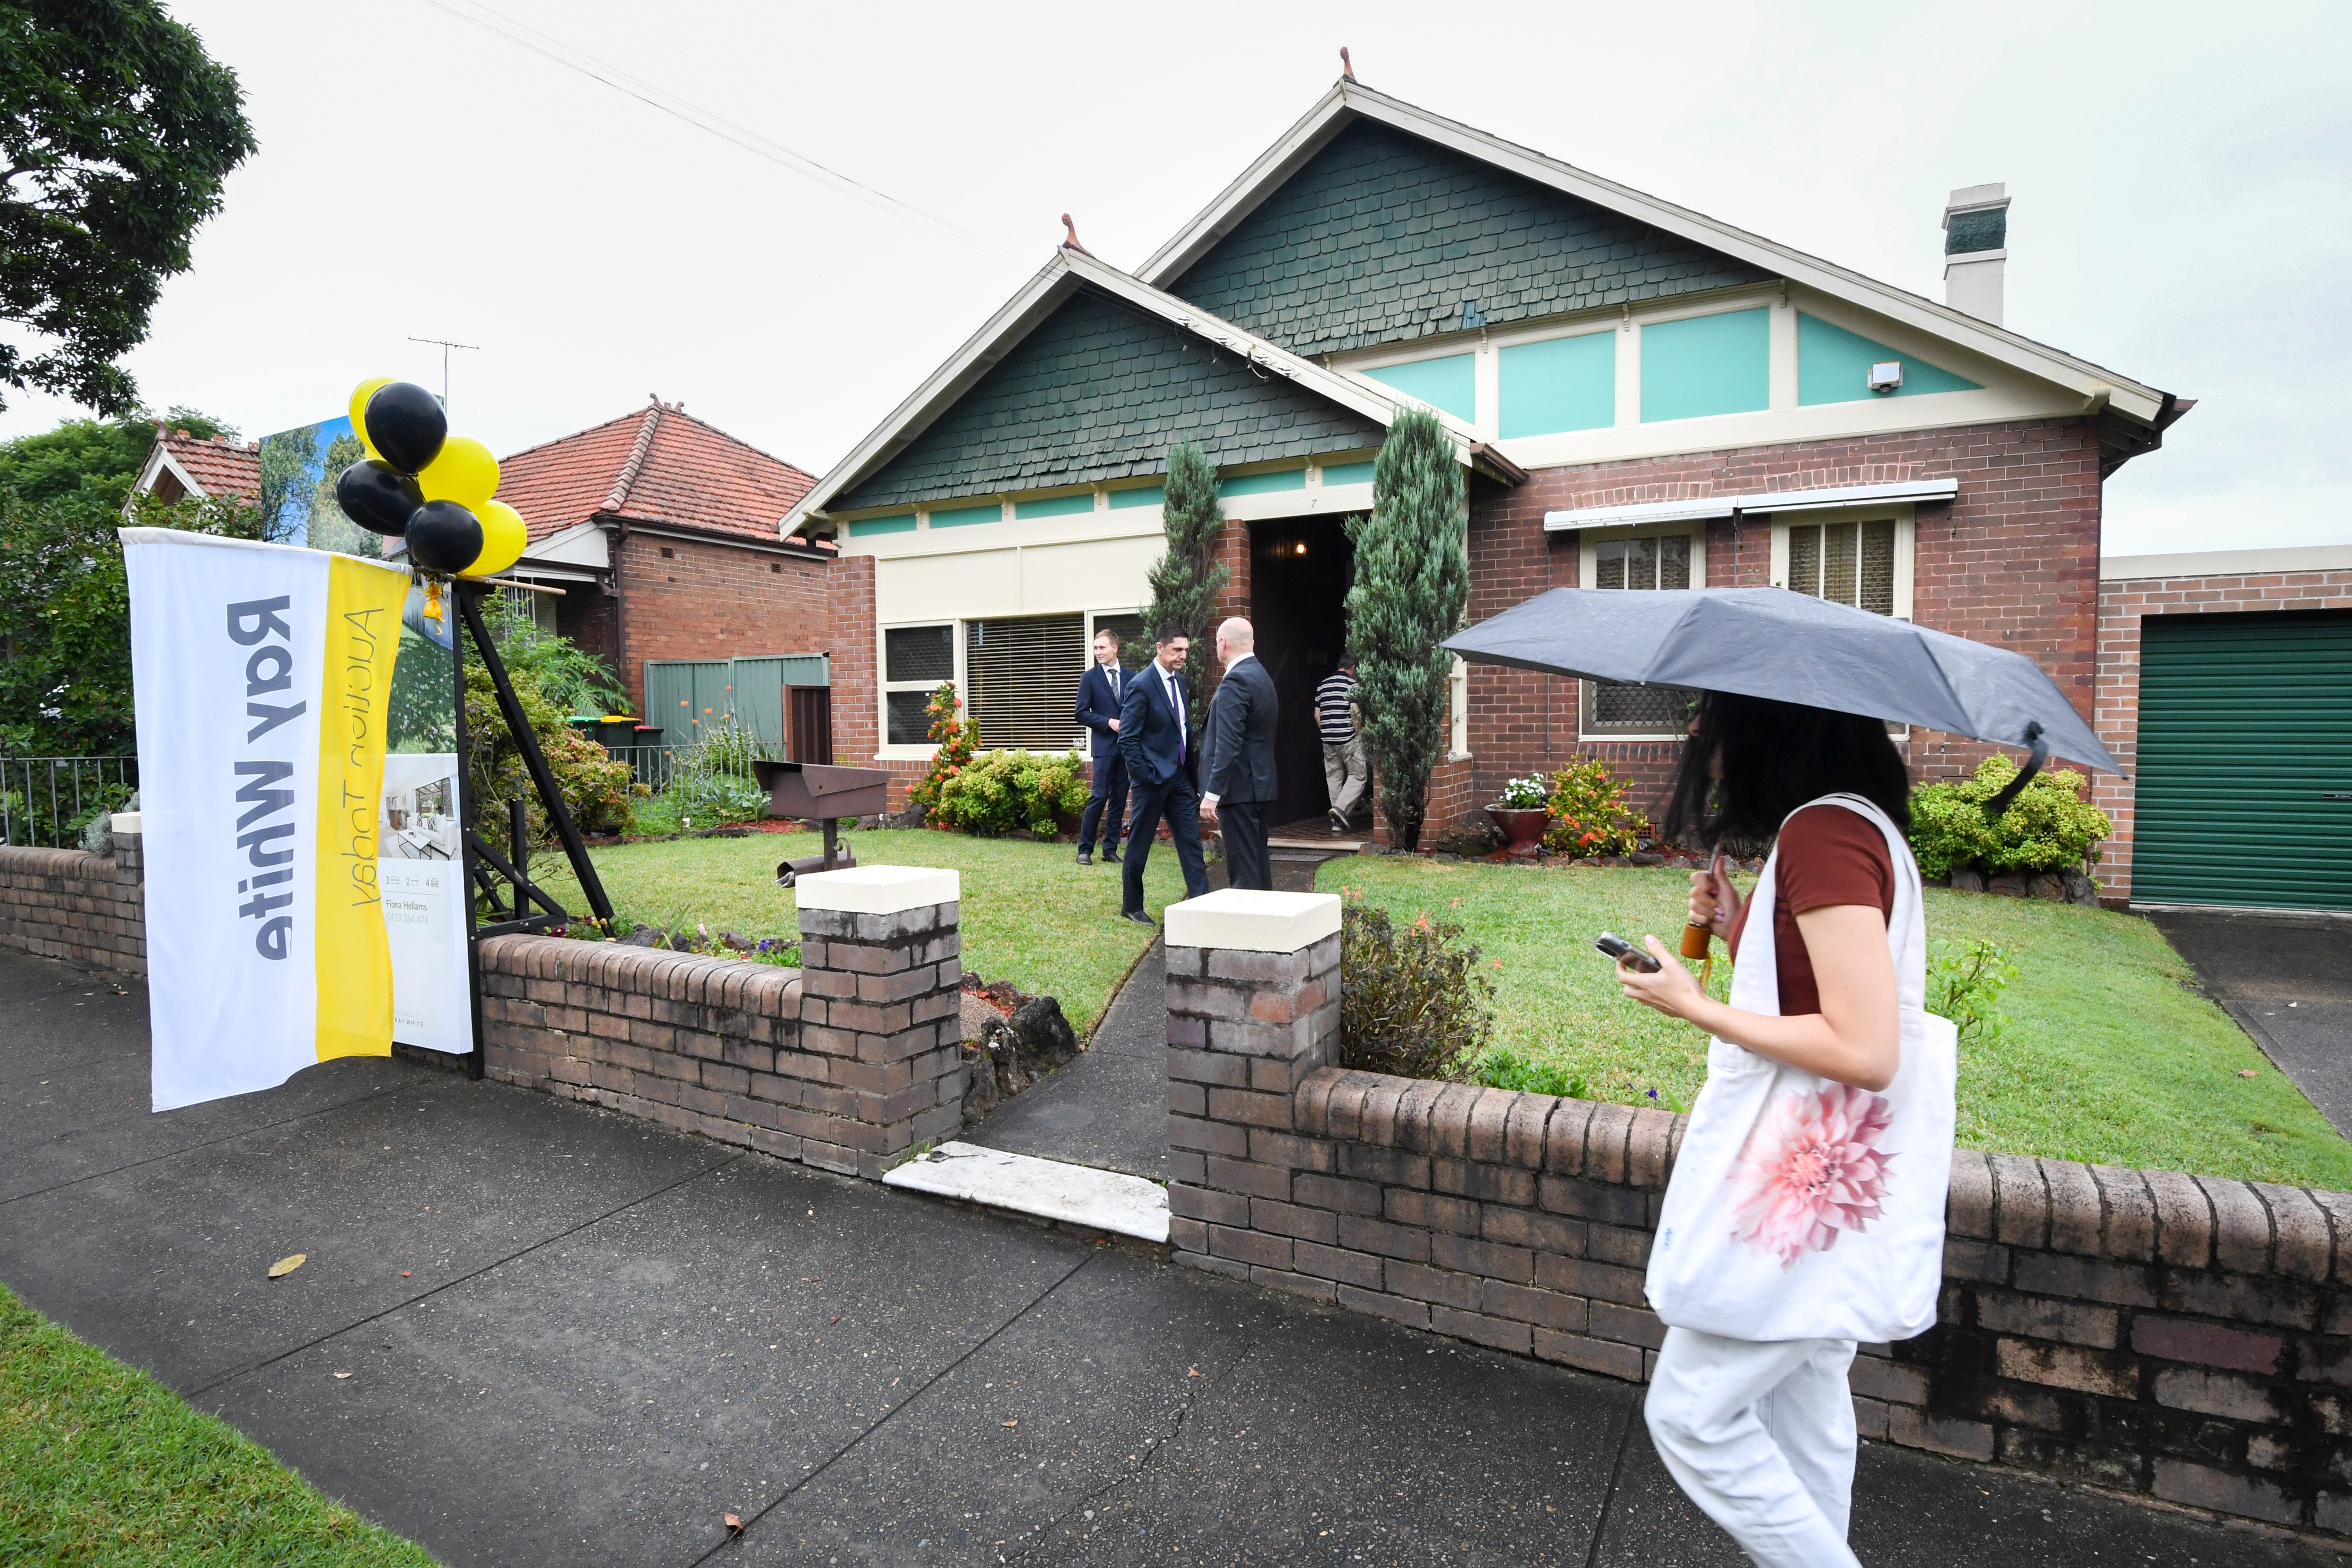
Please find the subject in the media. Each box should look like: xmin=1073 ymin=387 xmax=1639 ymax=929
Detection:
xmin=1663 ymin=692 xmax=1911 ymax=850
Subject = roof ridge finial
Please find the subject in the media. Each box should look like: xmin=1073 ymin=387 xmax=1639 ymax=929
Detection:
xmin=1340 ymin=46 xmax=1355 ymax=82
xmin=1060 ymin=213 xmax=1090 ymax=255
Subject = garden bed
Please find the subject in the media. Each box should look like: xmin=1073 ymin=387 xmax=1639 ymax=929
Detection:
xmin=1318 ymin=855 xmax=2352 ymax=1188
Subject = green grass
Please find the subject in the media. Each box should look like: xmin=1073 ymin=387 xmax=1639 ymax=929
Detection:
xmin=0 ymin=1282 xmax=438 ymax=1565
xmin=528 ymin=826 xmax=1187 ymax=1034
xmin=1320 ymin=858 xmax=2352 ymax=1190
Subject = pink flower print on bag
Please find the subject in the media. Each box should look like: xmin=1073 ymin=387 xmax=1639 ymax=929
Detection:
xmin=1727 ymin=1083 xmax=1896 ymax=1268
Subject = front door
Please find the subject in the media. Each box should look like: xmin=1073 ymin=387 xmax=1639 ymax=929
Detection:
xmin=1247 ymin=517 xmax=1355 ymax=827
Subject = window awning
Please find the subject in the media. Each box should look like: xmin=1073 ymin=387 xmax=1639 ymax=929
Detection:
xmin=1542 ymin=477 xmax=1959 ymax=533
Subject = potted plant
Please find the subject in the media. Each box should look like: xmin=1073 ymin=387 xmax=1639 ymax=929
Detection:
xmin=1486 ymin=773 xmax=1551 ymax=852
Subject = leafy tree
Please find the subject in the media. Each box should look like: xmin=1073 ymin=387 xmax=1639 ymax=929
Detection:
xmin=1346 ymin=409 xmax=1467 ymax=852
xmin=0 ymin=2 xmax=258 ymax=414
xmin=1135 ymin=439 xmax=1228 ymax=734
xmin=0 ymin=408 xmax=233 ymax=506
xmin=303 ymin=429 xmax=378 ymax=558
xmin=256 ymin=424 xmax=316 ymax=543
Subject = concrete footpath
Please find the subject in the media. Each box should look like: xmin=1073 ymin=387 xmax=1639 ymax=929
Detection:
xmin=3 ymin=947 xmax=2343 ymax=1567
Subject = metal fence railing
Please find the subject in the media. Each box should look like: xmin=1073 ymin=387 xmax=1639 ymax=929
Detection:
xmin=597 ymin=743 xmax=760 ymax=796
xmin=1 ymin=755 xmax=140 ymax=849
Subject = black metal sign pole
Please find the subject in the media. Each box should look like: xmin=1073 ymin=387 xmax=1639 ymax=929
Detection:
xmin=451 ymin=583 xmax=488 ymax=1082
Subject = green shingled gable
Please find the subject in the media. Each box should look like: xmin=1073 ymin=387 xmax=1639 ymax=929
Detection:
xmin=835 ymin=287 xmax=1385 ymax=514
xmin=1167 ymin=119 xmax=1773 ymax=358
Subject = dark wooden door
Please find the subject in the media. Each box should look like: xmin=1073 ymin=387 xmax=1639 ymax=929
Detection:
xmin=787 ymin=686 xmax=833 ymax=764
xmin=1245 ymin=517 xmax=1355 ymax=826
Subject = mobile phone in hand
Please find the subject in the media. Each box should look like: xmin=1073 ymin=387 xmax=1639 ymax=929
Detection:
xmin=1596 ymin=931 xmax=1661 ymax=973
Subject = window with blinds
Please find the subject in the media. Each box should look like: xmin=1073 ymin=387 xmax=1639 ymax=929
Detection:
xmin=884 ymin=624 xmax=953 ymax=745
xmin=964 ymin=613 xmax=1087 ymax=751
xmin=1786 ymin=520 xmax=1896 ymax=615
xmin=1586 ymin=532 xmax=1699 ymax=735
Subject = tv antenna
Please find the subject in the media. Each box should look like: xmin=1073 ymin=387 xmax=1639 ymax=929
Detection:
xmin=407 ymin=336 xmax=480 ymax=414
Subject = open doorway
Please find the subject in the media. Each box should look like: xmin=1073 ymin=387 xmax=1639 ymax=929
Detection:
xmin=1247 ymin=515 xmax=1355 ymax=828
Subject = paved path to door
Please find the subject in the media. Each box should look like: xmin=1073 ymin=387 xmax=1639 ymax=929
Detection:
xmin=2150 ymin=909 xmax=2352 ymax=1136
xmin=4 ymin=946 xmax=2342 ymax=1567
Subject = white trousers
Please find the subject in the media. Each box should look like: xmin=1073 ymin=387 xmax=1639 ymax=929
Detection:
xmin=1644 ymin=1326 xmax=1863 ymax=1568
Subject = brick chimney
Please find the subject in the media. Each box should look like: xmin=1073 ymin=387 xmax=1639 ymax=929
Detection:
xmin=1942 ymin=183 xmax=2009 ymax=325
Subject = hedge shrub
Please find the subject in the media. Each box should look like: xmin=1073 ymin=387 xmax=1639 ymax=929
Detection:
xmin=932 ymin=747 xmax=1089 ymax=837
xmin=1337 ymin=892 xmax=1495 ymax=1080
xmin=1908 ymin=756 xmax=2111 ymax=879
xmin=1543 ymin=758 xmax=1652 ymax=858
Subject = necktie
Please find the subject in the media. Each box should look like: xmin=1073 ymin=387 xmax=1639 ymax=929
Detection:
xmin=1167 ymin=669 xmax=1185 ymax=762
xmin=1109 ymin=665 xmax=1119 ymax=702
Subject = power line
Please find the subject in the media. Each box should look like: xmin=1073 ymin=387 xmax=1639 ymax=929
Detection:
xmin=414 ymin=0 xmax=1023 ymax=263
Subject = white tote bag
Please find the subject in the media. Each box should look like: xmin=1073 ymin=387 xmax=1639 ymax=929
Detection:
xmin=1644 ymin=794 xmax=1957 ymax=1344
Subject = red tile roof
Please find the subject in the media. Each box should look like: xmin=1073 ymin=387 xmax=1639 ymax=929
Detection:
xmin=495 ymin=400 xmax=817 ymax=544
xmin=157 ymin=429 xmax=262 ymax=503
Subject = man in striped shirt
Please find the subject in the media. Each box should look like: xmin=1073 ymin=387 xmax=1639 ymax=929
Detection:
xmin=1316 ymin=657 xmax=1369 ymax=834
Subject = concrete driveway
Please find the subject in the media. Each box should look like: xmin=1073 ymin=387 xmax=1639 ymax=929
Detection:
xmin=2148 ymin=909 xmax=2352 ymax=1135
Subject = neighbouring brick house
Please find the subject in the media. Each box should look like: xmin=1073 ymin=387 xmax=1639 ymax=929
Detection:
xmin=767 ymin=76 xmax=2337 ymax=902
xmin=490 ymin=399 xmax=846 ymax=756
xmin=130 ymin=425 xmax=261 ymax=506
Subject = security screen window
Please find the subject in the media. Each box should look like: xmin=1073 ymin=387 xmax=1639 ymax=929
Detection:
xmin=884 ymin=624 xmax=954 ymax=745
xmin=1786 ymin=520 xmax=1896 ymax=615
xmin=1586 ymin=532 xmax=1698 ymax=735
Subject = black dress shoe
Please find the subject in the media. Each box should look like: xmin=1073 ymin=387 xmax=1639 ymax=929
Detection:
xmin=1103 ymin=846 xmax=1122 ymax=864
xmin=1077 ymin=850 xmax=1092 ymax=866
xmin=1120 ymin=909 xmax=1155 ymax=925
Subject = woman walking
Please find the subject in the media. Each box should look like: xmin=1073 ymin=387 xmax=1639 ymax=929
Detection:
xmin=1614 ymin=692 xmax=1957 ymax=1568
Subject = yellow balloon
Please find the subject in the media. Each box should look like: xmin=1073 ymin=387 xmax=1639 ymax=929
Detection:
xmin=416 ymin=436 xmax=499 ymax=510
xmin=463 ymin=499 xmax=528 ymax=578
xmin=347 ymin=376 xmax=394 ymax=459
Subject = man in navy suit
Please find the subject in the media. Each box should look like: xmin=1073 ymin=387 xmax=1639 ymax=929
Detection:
xmin=1116 ymin=624 xmax=1211 ymax=924
xmin=1200 ymin=617 xmax=1280 ymax=891
xmin=1072 ymin=627 xmax=1130 ymax=866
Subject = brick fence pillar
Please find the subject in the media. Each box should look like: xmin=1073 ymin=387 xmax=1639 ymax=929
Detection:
xmin=793 ymin=865 xmax=966 ymax=1178
xmin=1162 ymin=888 xmax=1343 ymax=1277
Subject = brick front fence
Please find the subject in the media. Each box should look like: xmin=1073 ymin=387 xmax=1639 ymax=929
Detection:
xmin=0 ymin=817 xmax=146 ymax=975
xmin=1166 ymin=887 xmax=2352 ymax=1541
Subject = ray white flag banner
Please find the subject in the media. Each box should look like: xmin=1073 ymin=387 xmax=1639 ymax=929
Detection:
xmin=122 ymin=529 xmax=415 ymax=1111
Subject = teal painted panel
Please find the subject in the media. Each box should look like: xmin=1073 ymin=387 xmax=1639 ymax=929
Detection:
xmin=1014 ymin=492 xmax=1096 ymax=519
xmin=730 ymin=657 xmax=789 ymax=752
xmin=1498 ymin=332 xmax=1616 ymax=437
xmin=1108 ymin=484 xmax=1165 ymax=509
xmin=1320 ymin=460 xmax=1377 ymax=487
xmin=847 ymin=512 xmax=915 ymax=536
xmin=1641 ymin=309 xmax=1769 ymax=423
xmin=642 ymin=662 xmax=697 ymax=743
xmin=775 ymin=653 xmax=829 ymax=689
xmin=1219 ymin=468 xmax=1307 ymax=498
xmin=1797 ymin=313 xmax=1982 ymax=405
xmin=1362 ymin=353 xmax=1476 ymax=420
xmin=930 ymin=502 xmax=1001 ymax=528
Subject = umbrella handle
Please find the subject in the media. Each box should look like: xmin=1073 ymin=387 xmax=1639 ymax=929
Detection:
xmin=1982 ymin=721 xmax=2047 ymax=819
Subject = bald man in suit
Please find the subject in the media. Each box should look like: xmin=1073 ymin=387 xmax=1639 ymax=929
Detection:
xmin=1200 ymin=617 xmax=1280 ymax=891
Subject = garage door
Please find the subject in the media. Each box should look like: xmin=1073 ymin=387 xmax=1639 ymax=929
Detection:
xmin=2133 ymin=610 xmax=2352 ymax=909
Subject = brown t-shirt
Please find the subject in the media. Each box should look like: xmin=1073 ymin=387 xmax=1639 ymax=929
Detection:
xmin=1726 ymin=804 xmax=1897 ymax=1016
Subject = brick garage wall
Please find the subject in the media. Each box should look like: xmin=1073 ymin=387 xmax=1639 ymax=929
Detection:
xmin=1171 ymin=1014 xmax=2352 ymax=1537
xmin=1457 ymin=418 xmax=2105 ymax=829
xmin=612 ymin=529 xmax=833 ymax=717
xmin=0 ymin=833 xmax=145 ymax=976
xmin=2091 ymin=568 xmax=2352 ymax=902
xmin=479 ymin=893 xmax=962 ymax=1179
xmin=555 ymin=575 xmax=620 ymax=673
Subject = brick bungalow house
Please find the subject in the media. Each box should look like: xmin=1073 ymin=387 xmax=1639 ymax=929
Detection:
xmin=131 ymin=425 xmax=261 ymax=506
xmin=479 ymin=398 xmax=845 ymax=757
xmin=768 ymin=78 xmax=2352 ymax=909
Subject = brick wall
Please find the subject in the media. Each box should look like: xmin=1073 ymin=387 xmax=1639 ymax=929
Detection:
xmin=610 ymin=530 xmax=833 ymax=717
xmin=0 ymin=833 xmax=145 ymax=975
xmin=2091 ymin=567 xmax=2352 ymax=902
xmin=1459 ymin=418 xmax=2105 ymax=826
xmin=481 ymin=889 xmax=963 ymax=1179
xmin=1167 ymin=912 xmax=2352 ymax=1540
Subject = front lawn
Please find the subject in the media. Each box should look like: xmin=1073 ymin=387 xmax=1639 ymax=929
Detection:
xmin=528 ymin=827 xmax=1188 ymax=1034
xmin=1322 ymin=857 xmax=2352 ymax=1190
xmin=0 ymin=1282 xmax=437 ymax=1565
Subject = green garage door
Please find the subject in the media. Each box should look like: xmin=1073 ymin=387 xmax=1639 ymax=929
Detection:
xmin=2134 ymin=610 xmax=2352 ymax=909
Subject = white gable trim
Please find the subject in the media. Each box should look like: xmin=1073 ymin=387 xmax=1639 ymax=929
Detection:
xmin=784 ymin=248 xmax=1478 ymax=534
xmin=1138 ymin=82 xmax=2171 ymax=428
xmin=129 ymin=443 xmax=206 ymax=507
xmin=1543 ymin=477 xmax=1958 ymax=532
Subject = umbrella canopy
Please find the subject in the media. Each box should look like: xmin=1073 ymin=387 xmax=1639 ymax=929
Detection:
xmin=1443 ymin=586 xmax=2120 ymax=773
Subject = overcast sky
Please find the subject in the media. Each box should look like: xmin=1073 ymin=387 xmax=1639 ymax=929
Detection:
xmin=5 ymin=0 xmax=2345 ymax=555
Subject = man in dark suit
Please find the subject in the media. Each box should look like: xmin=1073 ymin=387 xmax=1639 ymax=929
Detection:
xmin=1072 ymin=627 xmax=1130 ymax=866
xmin=1116 ymin=624 xmax=1211 ymax=924
xmin=1200 ymin=616 xmax=1280 ymax=891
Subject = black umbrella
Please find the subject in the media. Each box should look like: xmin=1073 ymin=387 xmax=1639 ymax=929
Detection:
xmin=1443 ymin=586 xmax=2119 ymax=813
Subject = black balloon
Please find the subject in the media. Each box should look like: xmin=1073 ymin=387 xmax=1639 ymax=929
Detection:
xmin=334 ymin=460 xmax=425 ymax=536
xmin=364 ymin=381 xmax=448 ymax=473
xmin=403 ymin=501 xmax=484 ymax=574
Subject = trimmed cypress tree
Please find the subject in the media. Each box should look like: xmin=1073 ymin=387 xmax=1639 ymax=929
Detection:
xmin=1134 ymin=438 xmax=1228 ymax=734
xmin=1347 ymin=409 xmax=1467 ymax=851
